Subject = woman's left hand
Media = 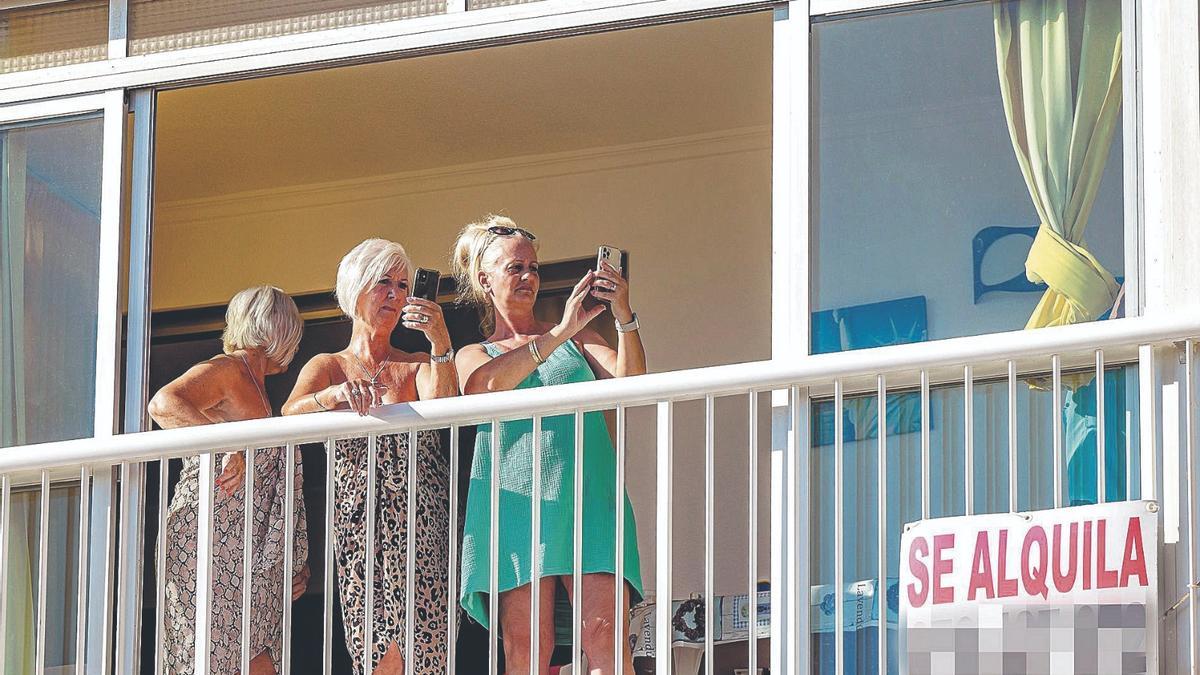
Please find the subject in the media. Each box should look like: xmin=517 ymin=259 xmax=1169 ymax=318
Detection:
xmin=591 ymin=261 xmax=634 ymax=323
xmin=216 ymin=452 xmax=246 ymax=497
xmin=402 ymin=298 xmax=452 ymax=355
xmin=291 ymin=563 xmax=310 ymax=600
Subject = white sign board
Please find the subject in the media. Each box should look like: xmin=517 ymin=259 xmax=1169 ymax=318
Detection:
xmin=900 ymin=500 xmax=1157 ymax=675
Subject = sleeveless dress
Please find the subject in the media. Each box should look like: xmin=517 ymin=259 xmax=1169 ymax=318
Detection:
xmin=161 ymin=447 xmax=308 ymax=674
xmin=333 ymin=431 xmax=453 ymax=674
xmin=459 ymin=339 xmax=644 ymax=638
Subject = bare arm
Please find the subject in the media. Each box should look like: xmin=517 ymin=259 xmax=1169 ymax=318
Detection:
xmin=405 ymin=297 xmax=460 ymax=400
xmin=283 ymin=354 xmax=389 ymax=417
xmin=147 ymin=359 xmax=232 ymax=429
xmin=457 ymin=273 xmax=605 ymax=395
xmin=416 ymin=357 xmax=460 ymax=400
xmin=575 ymin=325 xmax=646 ymax=379
xmin=578 ymin=261 xmax=646 ymax=378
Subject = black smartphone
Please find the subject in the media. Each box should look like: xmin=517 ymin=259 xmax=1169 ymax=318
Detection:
xmin=412 ymin=268 xmax=440 ymax=302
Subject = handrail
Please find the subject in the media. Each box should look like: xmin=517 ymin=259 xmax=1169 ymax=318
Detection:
xmin=1 ymin=314 xmax=1196 ymax=475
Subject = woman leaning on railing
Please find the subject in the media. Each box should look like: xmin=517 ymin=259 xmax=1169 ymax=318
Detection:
xmin=148 ymin=285 xmax=310 ymax=675
xmin=282 ymin=238 xmax=458 ymax=675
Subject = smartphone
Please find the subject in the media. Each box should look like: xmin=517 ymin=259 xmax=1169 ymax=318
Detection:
xmin=411 ymin=268 xmax=440 ymax=302
xmin=597 ymin=245 xmax=623 ymax=275
xmin=585 ymin=245 xmax=624 ymax=309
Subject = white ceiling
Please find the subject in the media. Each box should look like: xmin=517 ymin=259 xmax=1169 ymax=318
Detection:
xmin=152 ymin=11 xmax=773 ymax=203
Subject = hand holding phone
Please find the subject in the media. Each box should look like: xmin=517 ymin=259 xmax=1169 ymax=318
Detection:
xmin=411 ymin=268 xmax=440 ymax=302
xmin=586 ymin=245 xmax=629 ymax=317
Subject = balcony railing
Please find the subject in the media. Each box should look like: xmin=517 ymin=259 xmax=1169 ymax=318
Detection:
xmin=1 ymin=314 xmax=1199 ymax=674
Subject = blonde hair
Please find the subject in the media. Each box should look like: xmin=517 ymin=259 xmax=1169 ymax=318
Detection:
xmin=450 ymin=214 xmax=538 ymax=333
xmin=221 ymin=286 xmax=304 ymax=368
xmin=335 ymin=238 xmax=413 ymax=321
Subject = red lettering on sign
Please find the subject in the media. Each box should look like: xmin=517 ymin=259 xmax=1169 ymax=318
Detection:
xmin=907 ymin=536 xmax=929 ymax=608
xmin=967 ymin=531 xmax=994 ymax=601
xmin=996 ymin=530 xmax=1018 ymax=597
xmin=932 ymin=534 xmax=955 ymax=605
xmin=1082 ymin=521 xmax=1093 ymax=590
xmin=1120 ymin=516 xmax=1149 ymax=588
xmin=1097 ymin=519 xmax=1119 ymax=589
xmin=1020 ymin=526 xmax=1050 ymax=599
xmin=1051 ymin=522 xmax=1079 ymax=593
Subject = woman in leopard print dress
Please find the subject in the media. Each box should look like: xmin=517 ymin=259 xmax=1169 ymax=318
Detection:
xmin=285 ymin=239 xmax=459 ymax=674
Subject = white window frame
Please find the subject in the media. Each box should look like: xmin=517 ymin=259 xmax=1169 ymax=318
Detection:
xmin=0 ymin=1 xmax=1179 ymax=674
xmin=800 ymin=0 xmax=1146 ymax=359
xmin=0 ymin=89 xmax=127 ymax=675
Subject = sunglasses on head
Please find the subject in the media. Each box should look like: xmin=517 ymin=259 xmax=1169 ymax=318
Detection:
xmin=487 ymin=225 xmax=537 ymax=241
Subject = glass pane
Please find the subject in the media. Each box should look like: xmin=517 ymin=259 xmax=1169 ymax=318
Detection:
xmin=1 ymin=115 xmax=104 ymax=448
xmin=4 ymin=482 xmax=82 ymax=673
xmin=811 ymin=0 xmax=1126 ymax=354
xmin=1064 ymin=364 xmax=1140 ymax=505
xmin=928 ymin=386 xmax=965 ymax=519
xmin=0 ymin=0 xmax=108 ymax=74
xmin=129 ymin=0 xmax=446 ymax=55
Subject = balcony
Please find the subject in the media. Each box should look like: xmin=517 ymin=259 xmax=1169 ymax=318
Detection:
xmin=0 ymin=314 xmax=1197 ymax=674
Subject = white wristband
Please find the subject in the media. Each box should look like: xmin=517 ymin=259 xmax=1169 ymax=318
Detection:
xmin=615 ymin=313 xmax=640 ymax=333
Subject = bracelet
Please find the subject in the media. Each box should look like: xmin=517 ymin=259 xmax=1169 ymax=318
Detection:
xmin=615 ymin=312 xmax=640 ymax=333
xmin=312 ymin=391 xmax=329 ymax=411
xmin=430 ymin=347 xmax=454 ymax=364
xmin=528 ymin=339 xmax=546 ymax=366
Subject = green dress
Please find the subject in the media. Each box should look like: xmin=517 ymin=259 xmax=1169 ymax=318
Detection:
xmin=459 ymin=338 xmax=644 ymax=638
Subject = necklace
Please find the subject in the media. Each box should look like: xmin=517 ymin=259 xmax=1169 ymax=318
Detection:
xmin=238 ymin=353 xmax=272 ymax=416
xmin=352 ymin=352 xmax=390 ymax=385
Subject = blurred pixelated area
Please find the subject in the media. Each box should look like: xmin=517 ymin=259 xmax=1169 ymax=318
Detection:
xmin=906 ymin=603 xmax=1147 ymax=675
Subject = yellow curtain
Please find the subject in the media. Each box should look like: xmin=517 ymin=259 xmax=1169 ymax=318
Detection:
xmin=994 ymin=0 xmax=1123 ymax=328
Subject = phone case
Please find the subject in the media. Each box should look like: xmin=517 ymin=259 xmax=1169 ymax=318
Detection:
xmin=412 ymin=268 xmax=440 ymax=301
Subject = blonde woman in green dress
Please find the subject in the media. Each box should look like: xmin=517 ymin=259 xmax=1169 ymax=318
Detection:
xmin=452 ymin=215 xmax=645 ymax=674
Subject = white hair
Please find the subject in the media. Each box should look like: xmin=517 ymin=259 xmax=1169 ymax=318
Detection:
xmin=336 ymin=238 xmax=413 ymax=321
xmin=221 ymin=286 xmax=304 ymax=368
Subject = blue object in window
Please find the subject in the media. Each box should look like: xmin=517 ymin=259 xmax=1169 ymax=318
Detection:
xmin=972 ymin=225 xmax=1044 ymax=303
xmin=811 ymin=295 xmax=928 ymax=355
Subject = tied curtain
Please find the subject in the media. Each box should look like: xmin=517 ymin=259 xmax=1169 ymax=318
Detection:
xmin=994 ymin=0 xmax=1128 ymax=505
xmin=994 ymin=0 xmax=1123 ymax=328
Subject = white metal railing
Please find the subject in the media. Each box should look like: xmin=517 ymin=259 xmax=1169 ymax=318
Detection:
xmin=0 ymin=314 xmax=1198 ymax=674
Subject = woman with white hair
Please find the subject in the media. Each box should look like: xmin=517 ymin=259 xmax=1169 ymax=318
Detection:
xmin=452 ymin=215 xmax=645 ymax=674
xmin=283 ymin=238 xmax=457 ymax=674
xmin=149 ymin=285 xmax=310 ymax=675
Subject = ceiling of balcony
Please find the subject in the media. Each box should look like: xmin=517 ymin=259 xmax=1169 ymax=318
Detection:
xmin=152 ymin=10 xmax=772 ymax=204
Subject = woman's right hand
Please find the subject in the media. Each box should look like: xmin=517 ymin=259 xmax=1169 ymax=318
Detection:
xmin=556 ymin=271 xmax=607 ymax=338
xmin=330 ymin=378 xmax=388 ymax=416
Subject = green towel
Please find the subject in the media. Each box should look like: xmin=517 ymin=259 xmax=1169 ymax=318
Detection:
xmin=459 ymin=339 xmax=643 ymax=642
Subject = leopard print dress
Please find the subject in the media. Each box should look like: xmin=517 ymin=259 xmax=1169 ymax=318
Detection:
xmin=161 ymin=447 xmax=308 ymax=674
xmin=334 ymin=431 xmax=453 ymax=674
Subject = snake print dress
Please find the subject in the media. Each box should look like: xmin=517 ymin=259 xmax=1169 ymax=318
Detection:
xmin=161 ymin=447 xmax=308 ymax=674
xmin=334 ymin=431 xmax=453 ymax=674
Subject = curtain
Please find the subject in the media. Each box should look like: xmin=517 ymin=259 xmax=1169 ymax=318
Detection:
xmin=994 ymin=0 xmax=1123 ymax=329
xmin=1 ymin=132 xmax=37 ymax=675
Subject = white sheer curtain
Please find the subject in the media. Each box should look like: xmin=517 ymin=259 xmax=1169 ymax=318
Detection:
xmin=1 ymin=131 xmax=36 ymax=675
xmin=2 ymin=118 xmax=101 ymax=671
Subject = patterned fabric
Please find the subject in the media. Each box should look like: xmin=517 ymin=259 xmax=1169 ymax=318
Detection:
xmin=161 ymin=447 xmax=308 ymax=674
xmin=459 ymin=339 xmax=643 ymax=637
xmin=334 ymin=432 xmax=454 ymax=674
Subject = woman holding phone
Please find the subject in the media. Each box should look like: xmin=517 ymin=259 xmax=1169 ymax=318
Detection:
xmin=452 ymin=215 xmax=645 ymax=674
xmin=283 ymin=238 xmax=457 ymax=674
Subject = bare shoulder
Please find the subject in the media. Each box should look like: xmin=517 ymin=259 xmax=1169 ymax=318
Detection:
xmin=297 ymin=352 xmax=346 ymax=378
